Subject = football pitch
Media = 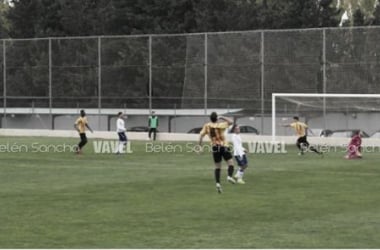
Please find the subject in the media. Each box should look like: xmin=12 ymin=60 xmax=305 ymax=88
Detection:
xmin=0 ymin=137 xmax=380 ymax=248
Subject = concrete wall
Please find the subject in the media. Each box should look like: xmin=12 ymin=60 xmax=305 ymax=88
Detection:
xmin=1 ymin=112 xmax=380 ymax=136
xmin=2 ymin=129 xmax=380 ymax=147
xmin=0 ymin=114 xmax=209 ymax=133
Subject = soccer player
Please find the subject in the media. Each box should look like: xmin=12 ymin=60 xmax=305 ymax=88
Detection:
xmin=74 ymin=110 xmax=93 ymax=154
xmin=199 ymin=112 xmax=236 ymax=193
xmin=230 ymin=124 xmax=248 ymax=184
xmin=116 ymin=112 xmax=128 ymax=154
xmin=345 ymin=130 xmax=362 ymax=159
xmin=148 ymin=111 xmax=158 ymax=141
xmin=282 ymin=116 xmax=322 ymax=155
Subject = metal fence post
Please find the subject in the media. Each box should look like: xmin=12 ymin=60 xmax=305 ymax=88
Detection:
xmin=3 ymin=40 xmax=6 ymax=128
xmin=149 ymin=35 xmax=152 ymax=112
xmin=98 ymin=36 xmax=102 ymax=130
xmin=260 ymin=31 xmax=265 ymax=134
xmin=322 ymin=28 xmax=327 ymax=131
xmin=49 ymin=38 xmax=53 ymax=129
xmin=204 ymin=33 xmax=208 ymax=115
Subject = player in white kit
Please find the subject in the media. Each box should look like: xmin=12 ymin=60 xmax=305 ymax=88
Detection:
xmin=230 ymin=124 xmax=248 ymax=184
xmin=116 ymin=112 xmax=128 ymax=154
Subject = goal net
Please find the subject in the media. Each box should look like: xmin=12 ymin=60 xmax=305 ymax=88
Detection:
xmin=272 ymin=93 xmax=380 ymax=142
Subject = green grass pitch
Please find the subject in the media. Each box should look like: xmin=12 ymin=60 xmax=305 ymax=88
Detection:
xmin=0 ymin=136 xmax=380 ymax=248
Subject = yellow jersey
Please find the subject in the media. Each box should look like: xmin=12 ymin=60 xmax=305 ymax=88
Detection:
xmin=290 ymin=121 xmax=307 ymax=137
xmin=200 ymin=121 xmax=229 ymax=146
xmin=75 ymin=116 xmax=88 ymax=134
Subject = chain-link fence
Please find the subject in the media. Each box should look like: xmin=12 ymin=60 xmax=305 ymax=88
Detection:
xmin=2 ymin=27 xmax=380 ymax=134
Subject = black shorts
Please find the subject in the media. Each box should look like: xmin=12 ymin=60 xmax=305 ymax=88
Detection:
xmin=212 ymin=145 xmax=233 ymax=163
xmin=235 ymin=154 xmax=248 ymax=167
xmin=80 ymin=133 xmax=87 ymax=141
xmin=118 ymin=132 xmax=127 ymax=142
xmin=297 ymin=136 xmax=308 ymax=144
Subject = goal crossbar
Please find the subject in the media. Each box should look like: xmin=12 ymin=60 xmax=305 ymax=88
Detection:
xmin=271 ymin=93 xmax=380 ymax=141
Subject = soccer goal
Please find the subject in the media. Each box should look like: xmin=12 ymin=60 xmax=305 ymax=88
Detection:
xmin=271 ymin=93 xmax=380 ymax=142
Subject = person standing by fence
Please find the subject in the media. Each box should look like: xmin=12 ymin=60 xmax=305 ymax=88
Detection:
xmin=148 ymin=111 xmax=158 ymax=141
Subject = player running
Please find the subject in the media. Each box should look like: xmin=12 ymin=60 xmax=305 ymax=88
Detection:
xmin=282 ymin=116 xmax=322 ymax=156
xmin=198 ymin=112 xmax=236 ymax=193
xmin=74 ymin=110 xmax=93 ymax=154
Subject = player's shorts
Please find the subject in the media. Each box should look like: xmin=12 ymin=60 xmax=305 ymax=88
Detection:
xmin=297 ymin=136 xmax=309 ymax=145
xmin=80 ymin=133 xmax=87 ymax=142
xmin=118 ymin=132 xmax=127 ymax=142
xmin=212 ymin=145 xmax=232 ymax=163
xmin=234 ymin=154 xmax=248 ymax=167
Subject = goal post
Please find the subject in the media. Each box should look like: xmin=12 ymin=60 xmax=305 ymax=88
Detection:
xmin=272 ymin=93 xmax=380 ymax=142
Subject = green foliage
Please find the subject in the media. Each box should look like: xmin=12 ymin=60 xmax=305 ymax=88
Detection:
xmin=3 ymin=0 xmax=345 ymax=38
xmin=0 ymin=0 xmax=10 ymax=37
xmin=353 ymin=8 xmax=366 ymax=26
xmin=318 ymin=0 xmax=342 ymax=27
xmin=372 ymin=0 xmax=380 ymax=25
xmin=0 ymin=0 xmax=376 ymax=108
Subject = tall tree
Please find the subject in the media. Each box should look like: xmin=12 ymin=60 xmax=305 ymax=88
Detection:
xmin=0 ymin=0 xmax=10 ymax=38
xmin=353 ymin=8 xmax=366 ymax=26
xmin=257 ymin=0 xmax=342 ymax=29
xmin=318 ymin=0 xmax=342 ymax=27
xmin=107 ymin=0 xmax=199 ymax=35
xmin=7 ymin=0 xmax=43 ymax=38
xmin=372 ymin=0 xmax=380 ymax=25
xmin=8 ymin=0 xmax=113 ymax=38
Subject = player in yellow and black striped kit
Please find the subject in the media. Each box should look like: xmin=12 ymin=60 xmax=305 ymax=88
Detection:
xmin=283 ymin=116 xmax=322 ymax=156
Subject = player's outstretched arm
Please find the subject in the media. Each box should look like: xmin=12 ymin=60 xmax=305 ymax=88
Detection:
xmin=307 ymin=128 xmax=315 ymax=136
xmin=218 ymin=116 xmax=233 ymax=125
xmin=86 ymin=124 xmax=94 ymax=133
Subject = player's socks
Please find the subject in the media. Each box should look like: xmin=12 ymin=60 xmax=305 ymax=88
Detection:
xmin=238 ymin=169 xmax=244 ymax=179
xmin=215 ymin=168 xmax=221 ymax=183
xmin=228 ymin=165 xmax=234 ymax=177
xmin=118 ymin=143 xmax=124 ymax=153
xmin=234 ymin=169 xmax=244 ymax=179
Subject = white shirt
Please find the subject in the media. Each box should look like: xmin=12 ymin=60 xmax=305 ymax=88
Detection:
xmin=117 ymin=118 xmax=126 ymax=133
xmin=224 ymin=125 xmax=233 ymax=142
xmin=231 ymin=133 xmax=245 ymax=157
